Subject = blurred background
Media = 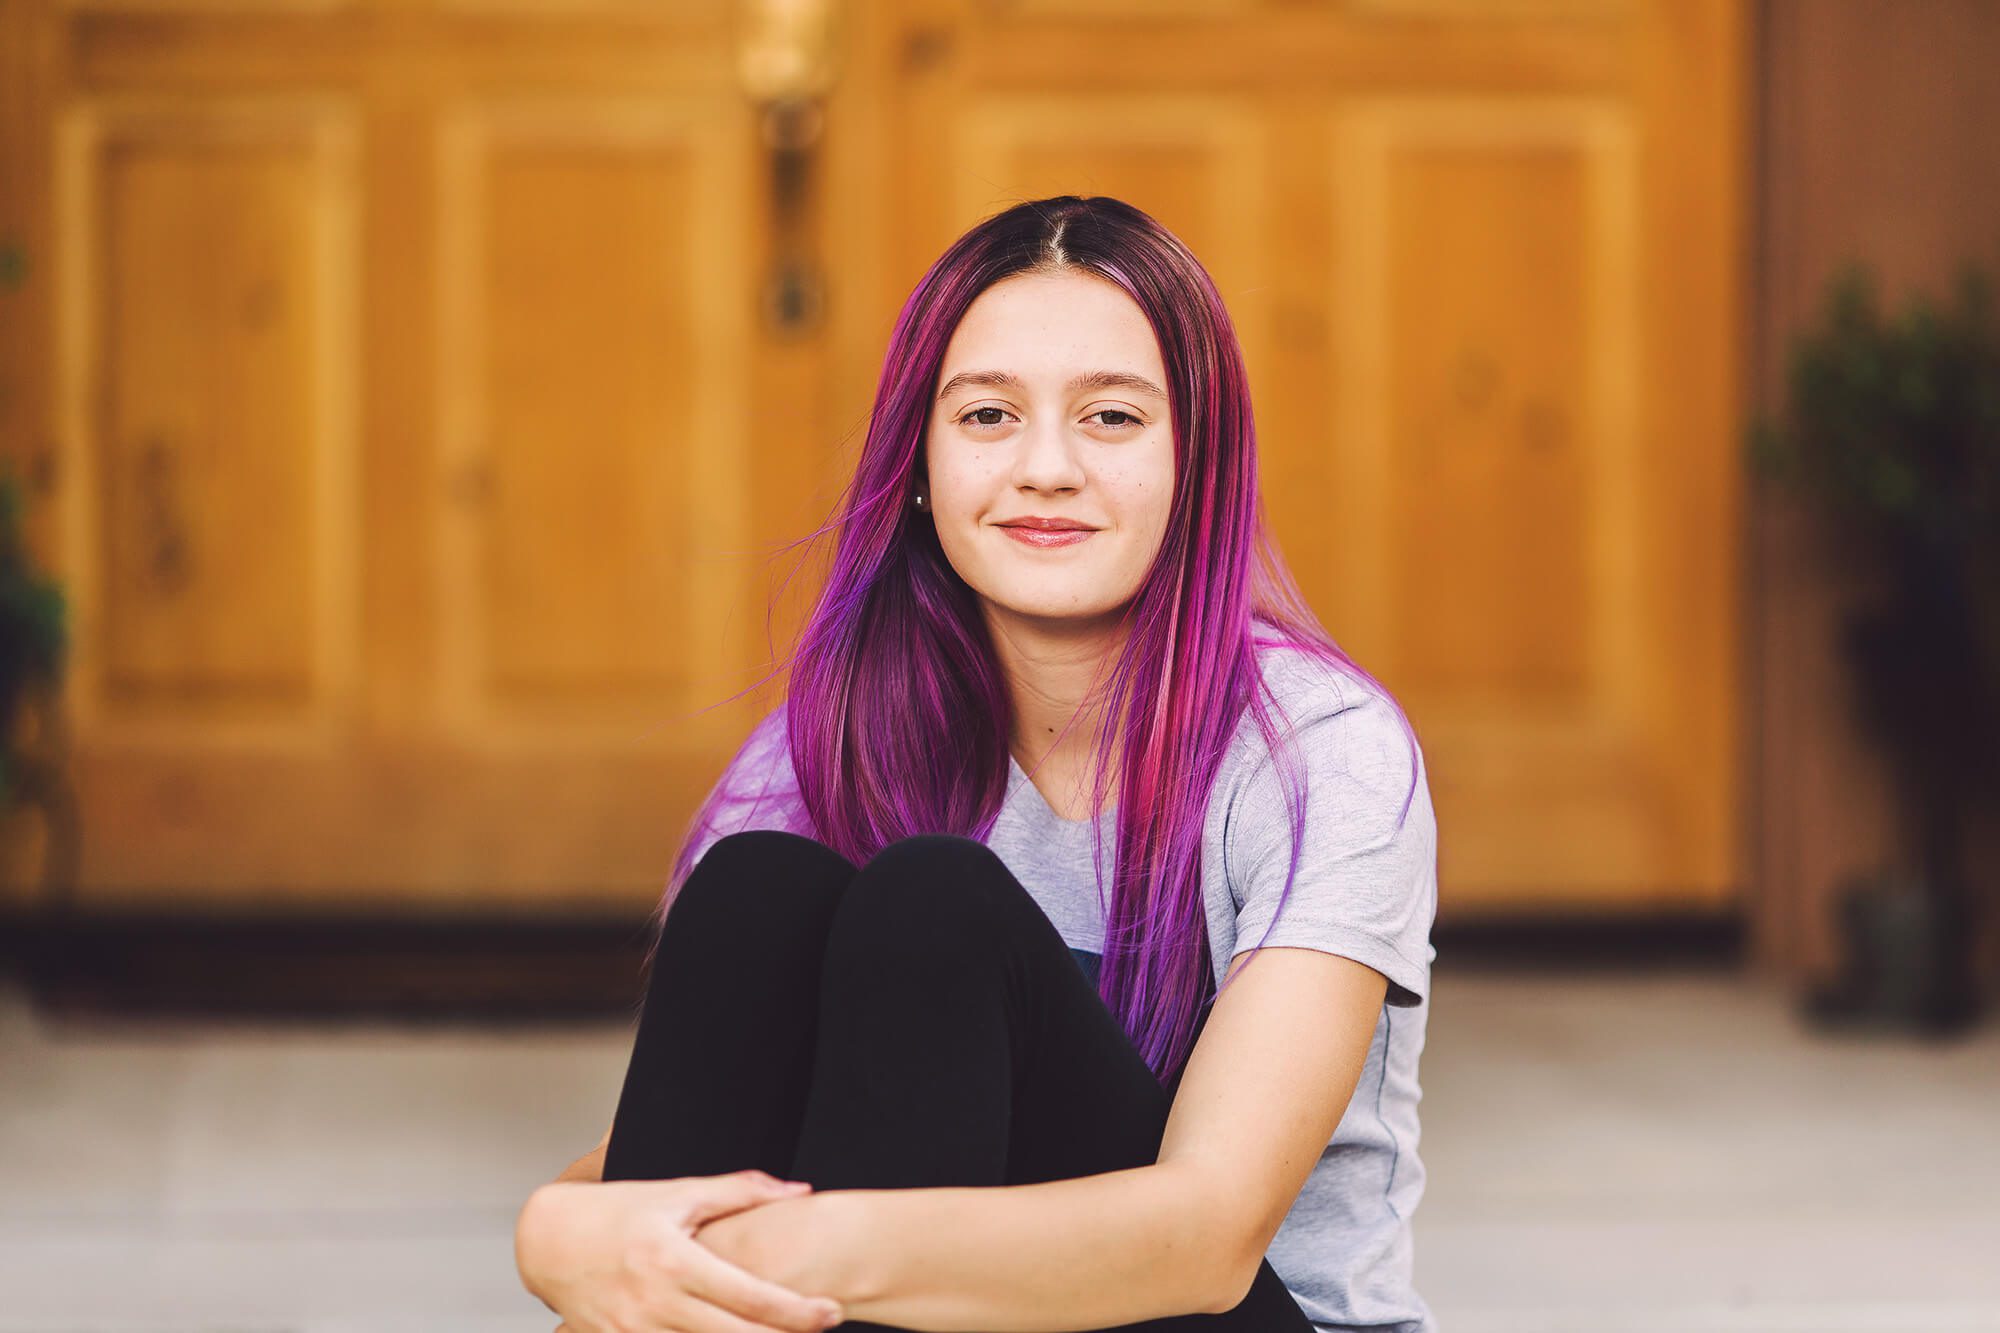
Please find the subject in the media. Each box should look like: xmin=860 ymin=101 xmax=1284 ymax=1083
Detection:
xmin=2 ymin=0 xmax=1998 ymax=1329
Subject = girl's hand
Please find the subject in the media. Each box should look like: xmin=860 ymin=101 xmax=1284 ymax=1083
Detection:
xmin=516 ymin=1168 xmax=846 ymax=1333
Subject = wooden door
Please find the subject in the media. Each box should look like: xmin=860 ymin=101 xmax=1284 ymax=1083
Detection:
xmin=851 ymin=0 xmax=1747 ymax=913
xmin=0 ymin=0 xmax=806 ymax=910
xmin=0 ymin=0 xmax=1744 ymax=916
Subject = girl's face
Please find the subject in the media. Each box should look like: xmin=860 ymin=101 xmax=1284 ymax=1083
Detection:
xmin=923 ymin=270 xmax=1176 ymax=633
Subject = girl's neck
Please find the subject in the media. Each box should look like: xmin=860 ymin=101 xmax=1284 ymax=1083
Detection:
xmin=983 ymin=605 xmax=1126 ymax=810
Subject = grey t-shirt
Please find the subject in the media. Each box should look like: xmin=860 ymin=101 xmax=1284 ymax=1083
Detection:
xmin=686 ymin=645 xmax=1439 ymax=1333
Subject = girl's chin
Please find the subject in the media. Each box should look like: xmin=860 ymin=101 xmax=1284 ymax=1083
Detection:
xmin=981 ymin=595 xmax=1131 ymax=628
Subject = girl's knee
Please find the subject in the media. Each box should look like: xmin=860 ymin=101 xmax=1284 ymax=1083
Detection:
xmin=841 ymin=834 xmax=1037 ymax=938
xmin=671 ymin=829 xmax=857 ymax=929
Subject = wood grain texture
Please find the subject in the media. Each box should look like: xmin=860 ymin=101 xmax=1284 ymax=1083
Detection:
xmin=0 ymin=0 xmax=1749 ymax=919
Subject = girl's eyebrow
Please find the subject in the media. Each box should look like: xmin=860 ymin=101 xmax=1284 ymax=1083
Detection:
xmin=934 ymin=369 xmax=1167 ymax=403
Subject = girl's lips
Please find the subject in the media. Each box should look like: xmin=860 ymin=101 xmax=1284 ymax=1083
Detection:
xmin=999 ymin=525 xmax=1096 ymax=548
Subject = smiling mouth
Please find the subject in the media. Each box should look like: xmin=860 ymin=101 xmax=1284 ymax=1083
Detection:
xmin=998 ymin=525 xmax=1096 ymax=548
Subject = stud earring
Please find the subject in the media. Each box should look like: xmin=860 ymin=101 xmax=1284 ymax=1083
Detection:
xmin=912 ymin=491 xmax=927 ymax=510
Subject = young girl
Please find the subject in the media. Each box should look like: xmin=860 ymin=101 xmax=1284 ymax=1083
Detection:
xmin=515 ymin=195 xmax=1438 ymax=1333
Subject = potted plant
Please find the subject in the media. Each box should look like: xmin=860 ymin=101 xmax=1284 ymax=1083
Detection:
xmin=1747 ymin=261 xmax=2000 ymax=1034
xmin=0 ymin=460 xmax=74 ymax=907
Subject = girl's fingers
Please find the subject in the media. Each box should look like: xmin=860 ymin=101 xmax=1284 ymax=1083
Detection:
xmin=678 ymin=1171 xmax=811 ymax=1229
xmin=672 ymin=1242 xmax=843 ymax=1333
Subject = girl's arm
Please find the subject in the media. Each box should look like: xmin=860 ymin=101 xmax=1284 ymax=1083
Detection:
xmin=703 ymin=1160 xmax=1241 ymax=1328
xmin=697 ymin=946 xmax=1389 ymax=1332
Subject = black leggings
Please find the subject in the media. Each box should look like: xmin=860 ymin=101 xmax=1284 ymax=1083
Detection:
xmin=602 ymin=829 xmax=1317 ymax=1333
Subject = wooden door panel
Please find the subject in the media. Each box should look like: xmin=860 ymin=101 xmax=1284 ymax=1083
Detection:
xmin=437 ymin=99 xmax=755 ymax=737
xmin=1363 ymin=106 xmax=1610 ymax=702
xmin=5 ymin=2 xmax=772 ymax=910
xmin=1324 ymin=98 xmax=1687 ymax=905
xmin=56 ymin=96 xmax=361 ymax=739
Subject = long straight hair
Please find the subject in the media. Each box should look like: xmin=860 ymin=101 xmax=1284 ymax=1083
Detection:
xmin=653 ymin=196 xmax=1418 ymax=1084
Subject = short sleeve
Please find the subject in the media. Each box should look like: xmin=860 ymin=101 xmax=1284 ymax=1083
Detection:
xmin=1222 ymin=686 xmax=1438 ymax=1007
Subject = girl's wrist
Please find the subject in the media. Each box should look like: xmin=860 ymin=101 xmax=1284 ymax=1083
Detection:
xmin=694 ymin=1186 xmax=878 ymax=1310
xmin=797 ymin=1189 xmax=888 ymax=1310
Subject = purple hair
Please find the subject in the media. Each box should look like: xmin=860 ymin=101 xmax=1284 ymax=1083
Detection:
xmin=651 ymin=196 xmax=1419 ymax=1084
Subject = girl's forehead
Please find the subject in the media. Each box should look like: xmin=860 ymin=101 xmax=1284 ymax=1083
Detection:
xmin=942 ymin=282 xmax=1165 ymax=385
xmin=956 ymin=272 xmax=1150 ymax=330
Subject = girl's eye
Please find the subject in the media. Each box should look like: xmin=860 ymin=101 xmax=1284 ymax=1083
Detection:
xmin=953 ymin=407 xmax=1145 ymax=429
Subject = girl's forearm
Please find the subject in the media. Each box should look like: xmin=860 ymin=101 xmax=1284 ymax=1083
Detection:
xmin=823 ymin=1161 xmax=1245 ymax=1332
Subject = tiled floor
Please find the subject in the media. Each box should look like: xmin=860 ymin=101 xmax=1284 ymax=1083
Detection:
xmin=2 ymin=969 xmax=1997 ymax=1332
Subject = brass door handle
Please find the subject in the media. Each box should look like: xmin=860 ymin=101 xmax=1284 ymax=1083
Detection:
xmin=736 ymin=0 xmax=841 ymax=337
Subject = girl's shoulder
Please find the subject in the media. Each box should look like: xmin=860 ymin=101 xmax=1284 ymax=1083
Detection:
xmin=1211 ymin=640 xmax=1428 ymax=835
xmin=722 ymin=702 xmax=804 ymax=811
xmin=673 ymin=701 xmax=805 ymax=880
xmin=1234 ymin=641 xmax=1415 ymax=764
xmin=733 ymin=699 xmax=793 ymax=773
